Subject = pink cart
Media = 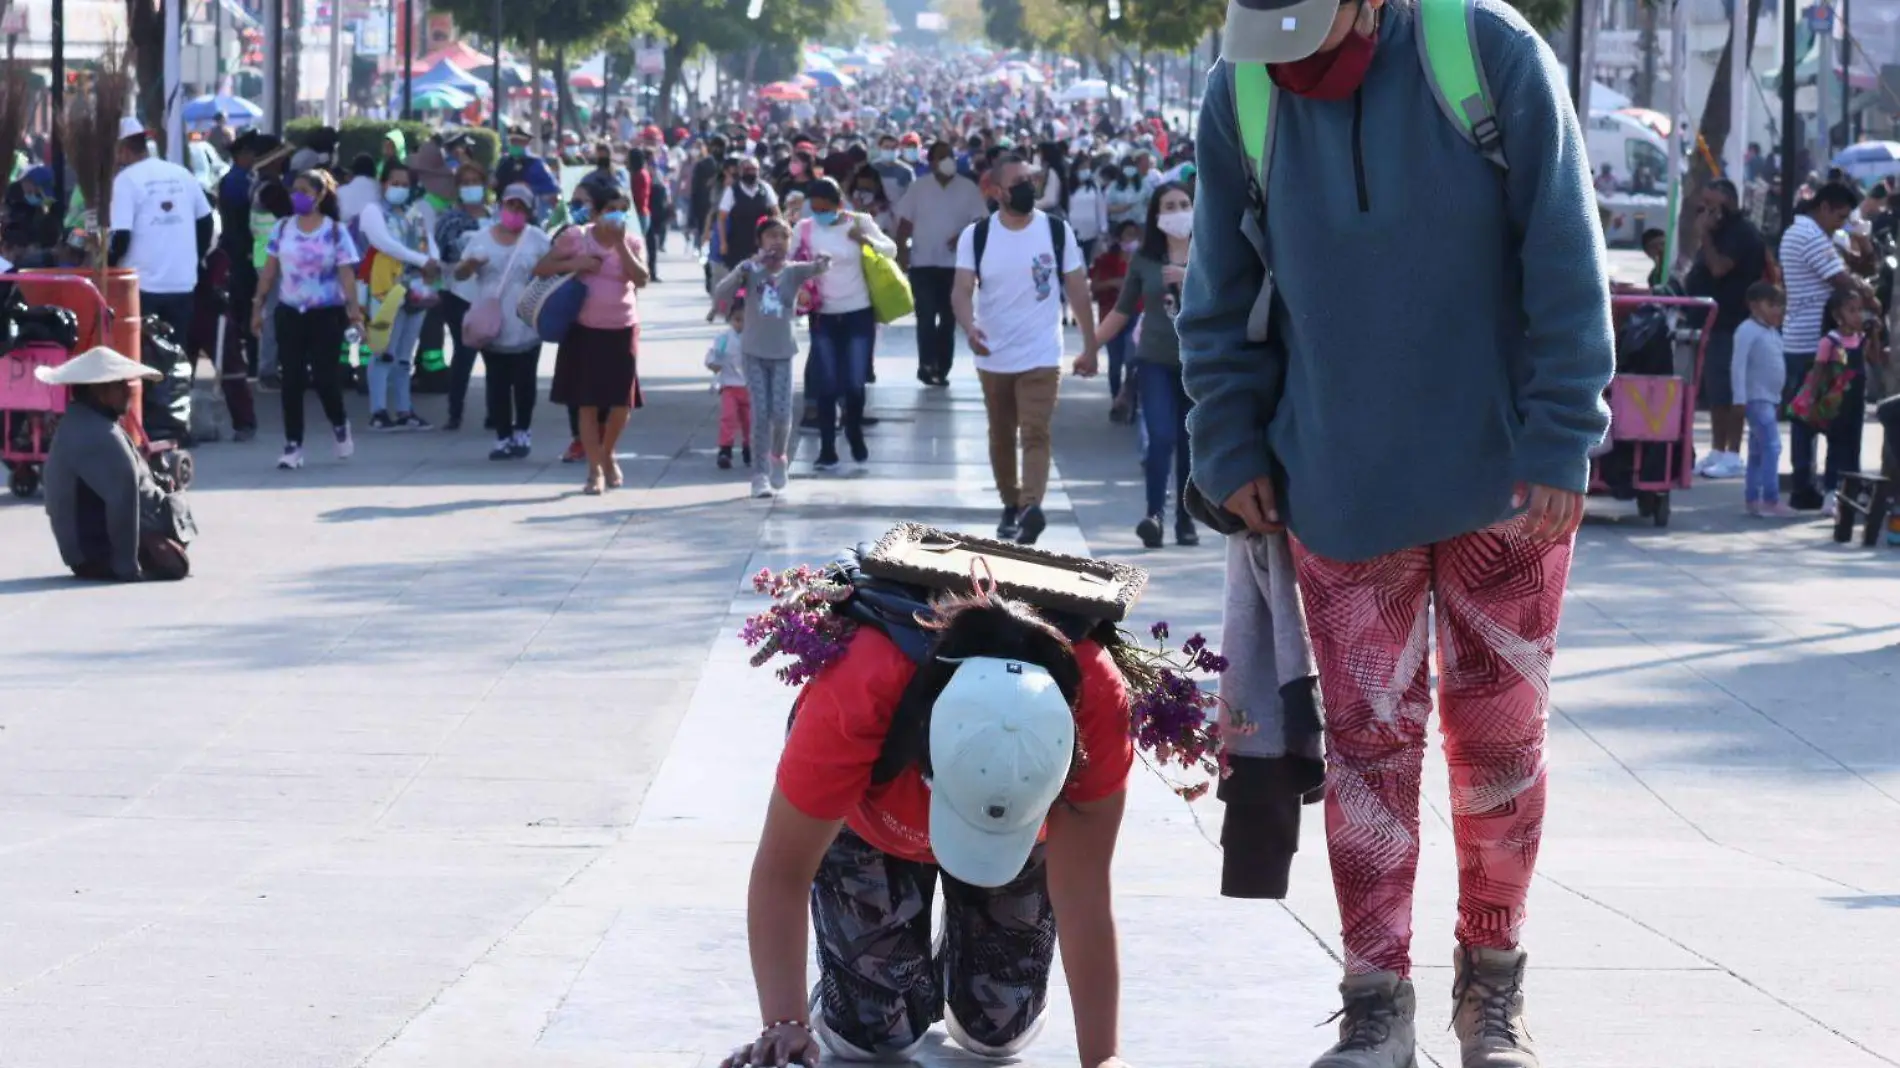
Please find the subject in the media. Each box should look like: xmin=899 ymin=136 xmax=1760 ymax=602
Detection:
xmin=1587 ymin=294 xmax=1718 ymax=527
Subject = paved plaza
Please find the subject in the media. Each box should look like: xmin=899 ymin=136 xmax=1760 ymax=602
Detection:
xmin=0 ymin=246 xmax=1896 ymax=1068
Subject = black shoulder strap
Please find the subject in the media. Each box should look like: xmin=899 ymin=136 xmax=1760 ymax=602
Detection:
xmin=1047 ymin=213 xmax=1067 ymax=277
xmin=971 ymin=215 xmax=991 ymax=282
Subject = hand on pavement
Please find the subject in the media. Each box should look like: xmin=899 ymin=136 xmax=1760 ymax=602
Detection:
xmin=1512 ymin=482 xmax=1582 ymax=541
xmin=716 ymin=1022 xmax=821 ymax=1068
xmin=1223 ymin=476 xmax=1283 ymax=534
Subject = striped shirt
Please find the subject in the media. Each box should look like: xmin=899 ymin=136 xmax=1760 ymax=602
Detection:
xmin=1778 ymin=214 xmax=1845 ymax=354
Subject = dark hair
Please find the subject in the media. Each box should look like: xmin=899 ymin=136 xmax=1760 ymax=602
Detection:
xmin=1112 ymin=219 xmax=1141 ymax=241
xmin=290 ymin=169 xmax=340 ymax=220
xmin=1806 ymin=181 xmax=1859 ymax=212
xmin=1641 ymin=227 xmax=1666 ymax=247
xmin=257 ymin=177 xmax=294 ymax=219
xmin=576 ymin=179 xmax=625 ymax=211
xmin=380 ymin=160 xmax=413 ymax=186
xmin=1129 ymin=179 xmax=1189 ymax=262
xmin=1824 ymin=286 xmax=1862 ymax=331
xmin=627 ymin=147 xmax=648 ymax=171
xmin=870 ymin=593 xmax=1085 ymax=786
xmin=709 ymin=135 xmax=729 ymax=155
xmin=757 ymin=216 xmax=790 ymax=240
xmin=848 ymin=163 xmax=888 ymax=208
xmin=1872 ymin=182 xmax=1890 ymax=200
xmin=349 ymin=153 xmax=379 ymax=179
xmin=928 ymin=140 xmax=954 ymax=161
xmin=1706 ymin=178 xmax=1740 ymax=202
xmin=1745 ymin=281 xmax=1784 ymax=305
xmin=805 ymin=176 xmax=843 ymax=207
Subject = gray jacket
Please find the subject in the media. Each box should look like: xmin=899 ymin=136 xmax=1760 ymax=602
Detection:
xmin=44 ymin=401 xmax=167 ymax=580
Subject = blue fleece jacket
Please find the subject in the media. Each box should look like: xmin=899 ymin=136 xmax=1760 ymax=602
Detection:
xmin=1177 ymin=0 xmax=1613 ymax=562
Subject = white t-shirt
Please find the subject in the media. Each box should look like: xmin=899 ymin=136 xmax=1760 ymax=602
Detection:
xmin=954 ymin=211 xmax=1083 ymax=374
xmin=336 ymin=176 xmax=381 ymax=223
xmin=459 ymin=225 xmax=554 ymax=352
xmin=109 ymin=157 xmax=213 ymax=295
xmin=719 ymin=181 xmax=780 ymax=214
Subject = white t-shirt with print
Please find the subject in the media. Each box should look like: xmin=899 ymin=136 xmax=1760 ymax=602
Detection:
xmin=109 ymin=157 xmax=213 ymax=295
xmin=954 ymin=210 xmax=1083 ymax=375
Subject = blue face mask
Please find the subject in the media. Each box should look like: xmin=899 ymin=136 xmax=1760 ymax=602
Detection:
xmin=385 ymin=186 xmax=411 ymax=206
xmin=812 ymin=210 xmax=840 ymax=227
xmin=601 ymin=210 xmax=629 ymax=227
xmin=569 ymin=203 xmax=591 ymax=224
xmin=24 ymin=193 xmax=43 ymax=207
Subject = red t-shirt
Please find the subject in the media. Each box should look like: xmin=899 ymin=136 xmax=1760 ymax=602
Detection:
xmin=776 ymin=628 xmax=1134 ymax=864
xmin=1091 ymin=250 xmax=1131 ymax=319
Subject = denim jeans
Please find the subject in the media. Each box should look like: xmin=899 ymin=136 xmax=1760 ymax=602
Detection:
xmin=809 ymin=307 xmax=876 ymax=458
xmin=439 ymin=293 xmax=480 ymax=422
xmin=1744 ymin=400 xmax=1782 ymax=504
xmin=1786 ymin=349 xmax=1867 ymax=495
xmin=369 ymin=306 xmax=424 ymax=415
xmin=1106 ymin=323 xmax=1134 ymax=400
xmin=1136 ymin=361 xmax=1192 ymax=521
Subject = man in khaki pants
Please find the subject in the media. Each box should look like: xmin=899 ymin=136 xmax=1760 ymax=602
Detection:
xmin=953 ymin=156 xmax=1099 ymax=545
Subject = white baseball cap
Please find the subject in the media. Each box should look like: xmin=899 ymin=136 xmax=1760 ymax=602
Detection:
xmin=118 ymin=117 xmax=147 ymax=141
xmin=928 ymin=657 xmax=1075 ymax=889
xmin=1221 ymin=0 xmax=1340 ymax=64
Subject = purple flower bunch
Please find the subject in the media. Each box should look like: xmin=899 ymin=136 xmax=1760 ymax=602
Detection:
xmin=1112 ymin=621 xmax=1244 ymax=802
xmin=740 ymin=566 xmax=860 ymax=688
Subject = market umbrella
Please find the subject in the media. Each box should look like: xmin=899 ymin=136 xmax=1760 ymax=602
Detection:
xmin=183 ymin=93 xmax=263 ymax=127
xmin=569 ymin=72 xmax=605 ymax=91
xmin=759 ymin=81 xmax=810 ymax=102
xmin=1833 ymin=142 xmax=1900 ymax=183
xmin=412 ymin=59 xmax=488 ymax=95
xmin=1055 ymin=79 xmax=1123 ymax=104
xmin=467 ymin=61 xmax=529 ymax=90
xmin=412 ymin=85 xmax=474 ymax=111
xmin=803 ymin=69 xmax=855 ymax=90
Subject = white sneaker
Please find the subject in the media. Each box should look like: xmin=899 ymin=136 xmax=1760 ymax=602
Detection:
xmin=277 ymin=444 xmax=305 ymax=470
xmin=1824 ymin=491 xmax=1839 ymax=519
xmin=333 ymin=424 xmax=354 ymax=460
xmin=750 ymin=473 xmax=774 ymax=498
xmin=1695 ymin=452 xmax=1721 ymax=477
xmin=769 ymin=454 xmax=789 ymax=491
xmin=1713 ymin=452 xmax=1747 ymax=478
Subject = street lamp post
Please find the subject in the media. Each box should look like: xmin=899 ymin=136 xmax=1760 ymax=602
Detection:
xmin=402 ymin=0 xmax=414 ymax=120
xmin=491 ymin=0 xmax=503 ymax=133
xmin=51 ymin=0 xmax=65 ymax=226
xmin=1780 ymin=0 xmax=1797 ymax=228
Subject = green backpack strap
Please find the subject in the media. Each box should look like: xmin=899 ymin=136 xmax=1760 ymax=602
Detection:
xmin=1231 ymin=62 xmax=1278 ymax=208
xmin=1416 ymin=0 xmax=1507 ymax=170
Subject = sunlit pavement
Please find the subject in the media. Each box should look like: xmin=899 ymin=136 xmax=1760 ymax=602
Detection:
xmin=0 ymin=245 xmax=1895 ymax=1067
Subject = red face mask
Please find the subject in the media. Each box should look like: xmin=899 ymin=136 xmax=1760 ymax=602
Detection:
xmin=1269 ymin=23 xmax=1378 ymax=101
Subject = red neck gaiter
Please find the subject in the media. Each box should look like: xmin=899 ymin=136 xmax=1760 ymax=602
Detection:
xmin=1268 ymin=30 xmax=1377 ymax=101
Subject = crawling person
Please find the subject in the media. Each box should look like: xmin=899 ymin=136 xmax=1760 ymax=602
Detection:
xmin=718 ymin=593 xmax=1136 ymax=1068
xmin=40 ymin=348 xmax=194 ymax=581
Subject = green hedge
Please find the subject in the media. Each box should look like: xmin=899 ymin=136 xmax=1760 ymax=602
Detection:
xmin=284 ymin=118 xmax=501 ymax=170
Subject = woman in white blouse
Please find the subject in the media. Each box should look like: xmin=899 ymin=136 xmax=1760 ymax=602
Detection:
xmin=794 ymin=177 xmax=898 ymax=472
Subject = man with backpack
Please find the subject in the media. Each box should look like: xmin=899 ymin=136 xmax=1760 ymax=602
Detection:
xmin=953 ymin=155 xmax=1098 ymax=547
xmin=1178 ymin=0 xmax=1615 ymax=1066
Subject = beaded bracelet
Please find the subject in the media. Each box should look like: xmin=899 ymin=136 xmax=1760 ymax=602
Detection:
xmin=762 ymin=1019 xmax=812 ymax=1035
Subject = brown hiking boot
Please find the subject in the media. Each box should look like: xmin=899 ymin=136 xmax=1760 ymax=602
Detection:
xmin=1451 ymin=946 xmax=1540 ymax=1068
xmin=1311 ymin=971 xmax=1417 ymax=1068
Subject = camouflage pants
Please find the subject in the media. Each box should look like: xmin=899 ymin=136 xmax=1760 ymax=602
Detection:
xmin=810 ymin=827 xmax=1056 ymax=1057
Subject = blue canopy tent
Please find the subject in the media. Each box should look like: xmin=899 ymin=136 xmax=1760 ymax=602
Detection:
xmin=803 ymin=69 xmax=855 ymax=90
xmin=411 ymin=59 xmax=488 ymax=96
xmin=183 ymin=94 xmax=263 ymax=128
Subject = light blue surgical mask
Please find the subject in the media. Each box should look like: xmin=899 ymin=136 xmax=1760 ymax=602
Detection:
xmin=385 ymin=186 xmax=411 ymax=206
xmin=569 ymin=203 xmax=591 ymax=224
xmin=812 ymin=210 xmax=840 ymax=227
xmin=601 ymin=210 xmax=629 ymax=227
xmin=458 ymin=184 xmax=485 ymax=205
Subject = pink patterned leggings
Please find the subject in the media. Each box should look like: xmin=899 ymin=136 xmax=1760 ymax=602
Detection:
xmin=1292 ymin=527 xmax=1574 ymax=978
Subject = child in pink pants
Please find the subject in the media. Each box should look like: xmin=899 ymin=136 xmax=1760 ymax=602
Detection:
xmin=707 ymin=306 xmax=752 ymax=469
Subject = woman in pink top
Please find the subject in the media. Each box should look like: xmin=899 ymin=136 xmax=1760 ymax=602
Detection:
xmin=539 ymin=182 xmax=649 ymax=495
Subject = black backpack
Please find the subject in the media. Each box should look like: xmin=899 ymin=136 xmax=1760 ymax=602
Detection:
xmin=969 ymin=212 xmax=1069 ymax=285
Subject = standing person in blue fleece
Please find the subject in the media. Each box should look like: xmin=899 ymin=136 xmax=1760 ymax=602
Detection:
xmin=1177 ymin=0 xmax=1614 ymax=1066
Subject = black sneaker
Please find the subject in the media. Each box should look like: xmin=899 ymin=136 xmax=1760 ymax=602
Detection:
xmin=997 ymin=506 xmax=1023 ymax=541
xmin=1017 ymin=505 xmax=1047 ymax=545
xmin=1176 ymin=519 xmax=1201 ymax=547
xmin=861 ymin=416 xmax=881 ymax=428
xmin=443 ymin=414 xmax=463 ymax=432
xmin=717 ymin=445 xmax=734 ymax=470
xmin=1136 ymin=514 xmax=1165 ymax=549
xmin=917 ymin=366 xmax=936 ymax=385
xmin=489 ymin=439 xmax=515 ymax=461
xmin=1791 ymin=486 xmax=1825 ymax=511
xmin=369 ymin=410 xmax=395 ymax=432
xmin=258 ymin=372 xmax=282 ymax=392
xmin=742 ymin=445 xmax=753 ymax=467
xmin=813 ymin=450 xmax=841 ymax=473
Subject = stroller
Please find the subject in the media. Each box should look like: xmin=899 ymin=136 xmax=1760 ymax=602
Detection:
xmin=1588 ymin=295 xmax=1717 ymax=527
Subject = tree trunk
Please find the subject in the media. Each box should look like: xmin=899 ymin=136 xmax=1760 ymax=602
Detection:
xmin=285 ymin=0 xmax=303 ymax=122
xmin=553 ymin=41 xmax=568 ymax=148
xmin=127 ymin=0 xmax=165 ymax=134
xmin=528 ymin=33 xmax=543 ymax=146
xmin=657 ymin=41 xmax=690 ymax=128
xmin=1673 ymin=0 xmax=1763 ymax=264
xmin=1636 ymin=0 xmax=1657 ymax=109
